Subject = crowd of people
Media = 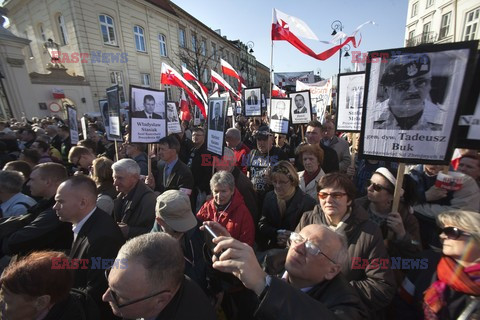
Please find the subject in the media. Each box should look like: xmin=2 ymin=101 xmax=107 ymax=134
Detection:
xmin=0 ymin=112 xmax=479 ymax=320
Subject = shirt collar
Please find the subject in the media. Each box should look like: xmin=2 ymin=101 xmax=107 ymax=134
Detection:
xmin=72 ymin=207 xmax=96 ymax=235
xmin=0 ymin=193 xmax=24 ymax=210
xmin=281 ymin=271 xmax=314 ymax=292
xmin=166 ymin=156 xmax=178 ymax=168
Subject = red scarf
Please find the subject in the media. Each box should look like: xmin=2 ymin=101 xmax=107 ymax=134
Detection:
xmin=423 ymin=256 xmax=480 ymax=319
xmin=304 ymin=168 xmax=320 ymax=187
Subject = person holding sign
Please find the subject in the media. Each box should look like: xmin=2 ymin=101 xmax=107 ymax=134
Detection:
xmin=372 ymin=54 xmax=445 ymax=131
xmin=131 ymin=95 xmax=164 ymax=119
xmin=293 ymin=94 xmax=307 ymax=114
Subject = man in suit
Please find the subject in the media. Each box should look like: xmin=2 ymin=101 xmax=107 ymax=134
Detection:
xmin=132 ymin=94 xmax=164 ymax=119
xmin=209 ymin=102 xmax=224 ymax=131
xmin=146 ymin=135 xmax=194 ymax=196
xmin=112 ymin=159 xmax=157 ymax=239
xmin=293 ymin=94 xmax=307 ymax=114
xmin=246 ymin=90 xmax=259 ymax=105
xmin=271 ymin=101 xmax=289 ymax=120
xmin=53 ymin=175 xmax=125 ymax=319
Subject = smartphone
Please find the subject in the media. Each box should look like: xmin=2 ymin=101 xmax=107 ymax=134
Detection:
xmin=204 ymin=224 xmax=218 ymax=258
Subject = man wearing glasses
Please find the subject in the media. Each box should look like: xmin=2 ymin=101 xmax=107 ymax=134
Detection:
xmin=210 ymin=222 xmax=366 ymax=319
xmin=103 ymin=232 xmax=216 ymax=320
xmin=372 ymin=54 xmax=445 ymax=131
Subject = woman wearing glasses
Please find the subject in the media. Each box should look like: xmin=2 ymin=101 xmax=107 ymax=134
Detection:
xmin=396 ymin=210 xmax=480 ymax=319
xmin=257 ymin=161 xmax=316 ymax=251
xmin=297 ymin=172 xmax=396 ymax=320
xmin=356 ymin=168 xmax=421 ymax=262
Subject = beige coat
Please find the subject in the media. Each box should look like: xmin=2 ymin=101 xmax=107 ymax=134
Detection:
xmin=298 ymin=169 xmax=325 ymax=202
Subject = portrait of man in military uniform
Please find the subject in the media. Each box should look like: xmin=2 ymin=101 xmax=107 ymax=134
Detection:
xmin=371 ymin=54 xmax=445 ymax=131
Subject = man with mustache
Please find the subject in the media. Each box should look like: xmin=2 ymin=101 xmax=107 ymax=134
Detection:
xmin=372 ymin=54 xmax=445 ymax=131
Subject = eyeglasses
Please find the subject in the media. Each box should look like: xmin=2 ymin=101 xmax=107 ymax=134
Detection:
xmin=317 ymin=192 xmax=347 ymax=200
xmin=288 ymin=232 xmax=337 ymax=264
xmin=393 ymin=77 xmax=430 ymax=92
xmin=367 ymin=180 xmax=393 ymax=193
xmin=104 ymin=268 xmax=169 ymax=308
xmin=439 ymin=227 xmax=472 ymax=240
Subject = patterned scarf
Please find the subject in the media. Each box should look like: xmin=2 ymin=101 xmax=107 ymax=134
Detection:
xmin=423 ymin=256 xmax=480 ymax=319
xmin=275 ymin=186 xmax=296 ymax=218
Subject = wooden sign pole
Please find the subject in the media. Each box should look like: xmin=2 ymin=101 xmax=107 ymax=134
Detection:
xmin=114 ymin=140 xmax=119 ymax=162
xmin=391 ymin=163 xmax=406 ymax=214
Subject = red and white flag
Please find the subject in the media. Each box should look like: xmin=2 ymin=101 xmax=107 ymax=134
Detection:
xmin=210 ymin=83 xmax=220 ymax=98
xmin=271 ymin=8 xmax=371 ymax=61
xmin=211 ymin=70 xmax=240 ymax=100
xmin=52 ymin=88 xmax=65 ymax=99
xmin=179 ymin=90 xmax=192 ymax=121
xmin=161 ymin=63 xmax=207 ymax=117
xmin=272 ymin=84 xmax=287 ymax=98
xmin=221 ymin=59 xmax=240 ymax=80
xmin=182 ymin=66 xmax=209 ymax=102
xmin=450 ymin=149 xmax=463 ymax=170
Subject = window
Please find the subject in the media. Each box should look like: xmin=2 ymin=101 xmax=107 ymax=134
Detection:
xmin=439 ymin=12 xmax=451 ymax=39
xmin=165 ymin=85 xmax=172 ymax=101
xmin=191 ymin=33 xmax=197 ymax=50
xmin=134 ymin=25 xmax=146 ymax=52
xmin=99 ymin=15 xmax=116 ymax=45
xmin=422 ymin=22 xmax=431 ymax=43
xmin=408 ymin=30 xmax=415 ymax=40
xmin=38 ymin=24 xmax=46 ymax=42
xmin=110 ymin=71 xmax=126 ymax=102
xmin=158 ymin=33 xmax=167 ymax=57
xmin=426 ymin=0 xmax=434 ymax=8
xmin=179 ymin=28 xmax=186 ymax=48
xmin=57 ymin=14 xmax=68 ymax=45
xmin=141 ymin=73 xmax=151 ymax=87
xmin=463 ymin=7 xmax=479 ymax=41
xmin=211 ymin=42 xmax=216 ymax=59
xmin=200 ymin=38 xmax=206 ymax=56
xmin=411 ymin=2 xmax=418 ymax=17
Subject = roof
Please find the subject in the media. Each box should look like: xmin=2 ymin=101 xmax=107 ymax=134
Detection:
xmin=145 ymin=0 xmax=177 ymax=15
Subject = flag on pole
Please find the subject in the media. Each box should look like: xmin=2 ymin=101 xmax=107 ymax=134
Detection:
xmin=161 ymin=63 xmax=207 ymax=117
xmin=211 ymin=70 xmax=240 ymax=100
xmin=210 ymin=83 xmax=220 ymax=98
xmin=182 ymin=66 xmax=209 ymax=102
xmin=221 ymin=59 xmax=244 ymax=98
xmin=179 ymin=90 xmax=192 ymax=121
xmin=272 ymin=84 xmax=287 ymax=98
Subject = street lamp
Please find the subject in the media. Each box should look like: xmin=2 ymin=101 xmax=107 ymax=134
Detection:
xmin=331 ymin=20 xmax=345 ymax=74
xmin=246 ymin=41 xmax=254 ymax=54
xmin=44 ymin=38 xmax=61 ymax=67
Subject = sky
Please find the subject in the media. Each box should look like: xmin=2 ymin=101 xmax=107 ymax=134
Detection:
xmin=173 ymin=0 xmax=408 ymax=80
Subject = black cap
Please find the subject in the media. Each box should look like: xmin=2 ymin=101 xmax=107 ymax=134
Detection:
xmin=254 ymin=125 xmax=273 ymax=138
xmin=381 ymin=54 xmax=431 ymax=86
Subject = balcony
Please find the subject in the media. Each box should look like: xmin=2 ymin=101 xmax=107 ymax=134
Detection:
xmin=406 ymin=31 xmax=437 ymax=47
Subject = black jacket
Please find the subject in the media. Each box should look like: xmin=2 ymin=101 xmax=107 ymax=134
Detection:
xmin=187 ymin=143 xmax=213 ymax=194
xmin=232 ymin=167 xmax=258 ymax=224
xmin=156 ymin=159 xmax=194 ymax=194
xmin=255 ymin=274 xmax=367 ymax=320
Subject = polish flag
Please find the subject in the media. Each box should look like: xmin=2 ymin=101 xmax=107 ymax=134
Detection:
xmin=210 ymin=83 xmax=220 ymax=98
xmin=179 ymin=90 xmax=192 ymax=121
xmin=211 ymin=70 xmax=240 ymax=100
xmin=182 ymin=66 xmax=209 ymax=102
xmin=450 ymin=149 xmax=463 ymax=170
xmin=161 ymin=63 xmax=207 ymax=117
xmin=221 ymin=59 xmax=240 ymax=80
xmin=271 ymin=9 xmax=371 ymax=61
xmin=272 ymin=84 xmax=287 ymax=98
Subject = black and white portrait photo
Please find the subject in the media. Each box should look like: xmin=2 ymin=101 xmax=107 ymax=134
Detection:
xmin=244 ymin=87 xmax=262 ymax=116
xmin=167 ymin=102 xmax=182 ymax=134
xmin=360 ymin=42 xmax=478 ymax=163
xmin=289 ymin=90 xmax=312 ymax=124
xmin=106 ymin=85 xmax=122 ymax=138
xmin=337 ymin=72 xmax=365 ymax=131
xmin=66 ymin=105 xmax=79 ymax=145
xmin=270 ymin=98 xmax=291 ymax=134
xmin=207 ymin=97 xmax=228 ymax=156
xmin=129 ymin=85 xmax=167 ymax=143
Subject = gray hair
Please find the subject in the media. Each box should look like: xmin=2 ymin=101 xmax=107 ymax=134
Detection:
xmin=111 ymin=158 xmax=141 ymax=176
xmin=117 ymin=233 xmax=184 ymax=289
xmin=0 ymin=170 xmax=25 ymax=194
xmin=210 ymin=170 xmax=235 ymax=191
xmin=225 ymin=128 xmax=241 ymax=141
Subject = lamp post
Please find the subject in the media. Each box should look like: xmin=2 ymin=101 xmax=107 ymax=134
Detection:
xmin=245 ymin=41 xmax=254 ymax=86
xmin=331 ymin=20 xmax=345 ymax=75
xmin=44 ymin=38 xmax=61 ymax=67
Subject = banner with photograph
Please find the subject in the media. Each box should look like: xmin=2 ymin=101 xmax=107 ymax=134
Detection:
xmin=106 ymin=85 xmax=122 ymax=139
xmin=336 ymin=72 xmax=365 ymax=132
xmin=270 ymin=98 xmax=291 ymax=134
xmin=98 ymin=99 xmax=122 ymax=141
xmin=207 ymin=96 xmax=228 ymax=156
xmin=296 ymin=78 xmax=332 ymax=122
xmin=274 ymin=71 xmax=315 ymax=87
xmin=289 ymin=90 xmax=312 ymax=124
xmin=194 ymin=107 xmax=202 ymax=126
xmin=244 ymin=87 xmax=262 ymax=117
xmin=456 ymin=57 xmax=480 ymax=148
xmin=359 ymin=42 xmax=478 ymax=164
xmin=129 ymin=85 xmax=167 ymax=144
xmin=66 ymin=105 xmax=79 ymax=145
xmin=166 ymin=102 xmax=182 ymax=134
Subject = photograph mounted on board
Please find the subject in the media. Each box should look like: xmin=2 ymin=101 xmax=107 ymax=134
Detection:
xmin=289 ymin=90 xmax=312 ymax=124
xmin=106 ymin=85 xmax=122 ymax=139
xmin=244 ymin=87 xmax=262 ymax=117
xmin=207 ymin=96 xmax=228 ymax=156
xmin=66 ymin=105 xmax=79 ymax=145
xmin=129 ymin=85 xmax=167 ymax=144
xmin=270 ymin=98 xmax=291 ymax=134
xmin=337 ymin=72 xmax=365 ymax=132
xmin=167 ymin=102 xmax=182 ymax=134
xmin=360 ymin=42 xmax=478 ymax=164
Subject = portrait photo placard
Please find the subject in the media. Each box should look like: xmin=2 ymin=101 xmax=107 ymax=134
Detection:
xmin=289 ymin=90 xmax=312 ymax=124
xmin=359 ymin=42 xmax=478 ymax=164
xmin=207 ymin=97 xmax=228 ymax=157
xmin=244 ymin=87 xmax=262 ymax=117
xmin=166 ymin=102 xmax=182 ymax=134
xmin=337 ymin=72 xmax=365 ymax=132
xmin=106 ymin=85 xmax=122 ymax=139
xmin=99 ymin=99 xmax=122 ymax=141
xmin=270 ymin=98 xmax=291 ymax=134
xmin=129 ymin=85 xmax=167 ymax=144
xmin=66 ymin=105 xmax=79 ymax=145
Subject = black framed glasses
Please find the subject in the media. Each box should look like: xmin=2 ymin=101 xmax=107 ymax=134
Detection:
xmin=367 ymin=180 xmax=393 ymax=193
xmin=288 ymin=232 xmax=337 ymax=264
xmin=439 ymin=227 xmax=471 ymax=240
xmin=104 ymin=268 xmax=169 ymax=308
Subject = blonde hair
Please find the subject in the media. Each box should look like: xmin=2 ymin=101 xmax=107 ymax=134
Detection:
xmin=437 ymin=210 xmax=480 ymax=243
xmin=269 ymin=160 xmax=299 ymax=187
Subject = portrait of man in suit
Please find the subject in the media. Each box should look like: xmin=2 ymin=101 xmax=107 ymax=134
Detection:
xmin=246 ymin=90 xmax=259 ymax=105
xmin=293 ymin=94 xmax=307 ymax=114
xmin=271 ymin=100 xmax=289 ymax=121
xmin=209 ymin=102 xmax=225 ymax=131
xmin=132 ymin=94 xmax=164 ymax=119
xmin=167 ymin=102 xmax=179 ymax=123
